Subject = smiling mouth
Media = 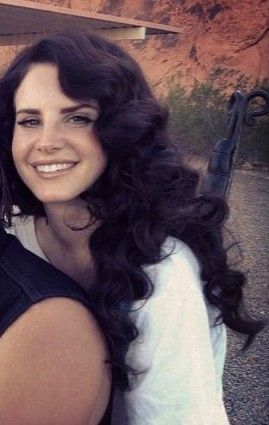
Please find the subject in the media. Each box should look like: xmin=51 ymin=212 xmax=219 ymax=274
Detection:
xmin=33 ymin=162 xmax=77 ymax=176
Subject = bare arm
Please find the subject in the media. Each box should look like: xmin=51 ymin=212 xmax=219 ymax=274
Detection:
xmin=0 ymin=297 xmax=111 ymax=425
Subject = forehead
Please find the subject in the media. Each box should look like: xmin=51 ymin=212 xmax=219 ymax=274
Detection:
xmin=14 ymin=63 xmax=71 ymax=108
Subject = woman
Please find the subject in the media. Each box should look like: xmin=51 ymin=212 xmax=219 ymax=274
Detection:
xmin=0 ymin=32 xmax=263 ymax=424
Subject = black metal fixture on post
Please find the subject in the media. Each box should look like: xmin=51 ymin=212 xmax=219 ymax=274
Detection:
xmin=200 ymin=89 xmax=269 ymax=197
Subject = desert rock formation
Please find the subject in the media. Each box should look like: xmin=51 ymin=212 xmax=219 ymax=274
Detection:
xmin=1 ymin=0 xmax=268 ymax=96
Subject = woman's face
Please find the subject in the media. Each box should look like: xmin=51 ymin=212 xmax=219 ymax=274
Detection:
xmin=12 ymin=63 xmax=107 ymax=205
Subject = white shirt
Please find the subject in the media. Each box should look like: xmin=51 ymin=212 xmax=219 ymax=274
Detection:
xmin=6 ymin=217 xmax=229 ymax=424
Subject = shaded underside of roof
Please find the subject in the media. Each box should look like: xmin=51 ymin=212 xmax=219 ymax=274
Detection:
xmin=0 ymin=0 xmax=182 ymax=44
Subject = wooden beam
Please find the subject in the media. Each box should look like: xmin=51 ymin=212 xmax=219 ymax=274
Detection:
xmin=0 ymin=26 xmax=147 ymax=46
xmin=95 ymin=26 xmax=146 ymax=40
xmin=0 ymin=0 xmax=182 ymax=43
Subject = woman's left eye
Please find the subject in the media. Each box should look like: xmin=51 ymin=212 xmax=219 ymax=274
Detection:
xmin=69 ymin=115 xmax=93 ymax=125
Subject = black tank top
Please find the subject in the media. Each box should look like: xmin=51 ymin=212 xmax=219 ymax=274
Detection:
xmin=0 ymin=226 xmax=113 ymax=424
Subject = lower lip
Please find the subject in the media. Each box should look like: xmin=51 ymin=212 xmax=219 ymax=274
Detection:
xmin=33 ymin=164 xmax=77 ymax=178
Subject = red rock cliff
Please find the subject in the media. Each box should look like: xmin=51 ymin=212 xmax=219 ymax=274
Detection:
xmin=1 ymin=0 xmax=268 ymax=96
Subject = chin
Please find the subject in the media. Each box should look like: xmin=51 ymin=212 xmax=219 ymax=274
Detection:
xmin=34 ymin=192 xmax=79 ymax=204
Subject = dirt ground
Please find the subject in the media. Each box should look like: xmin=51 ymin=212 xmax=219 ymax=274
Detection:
xmin=222 ymin=168 xmax=269 ymax=425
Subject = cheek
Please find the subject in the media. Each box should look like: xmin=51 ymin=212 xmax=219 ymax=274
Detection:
xmin=89 ymin=137 xmax=108 ymax=170
xmin=11 ymin=136 xmax=27 ymax=173
xmin=98 ymin=148 xmax=107 ymax=166
xmin=96 ymin=149 xmax=108 ymax=176
xmin=11 ymin=138 xmax=19 ymax=165
xmin=11 ymin=138 xmax=21 ymax=166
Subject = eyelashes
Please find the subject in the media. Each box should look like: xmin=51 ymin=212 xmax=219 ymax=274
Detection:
xmin=17 ymin=118 xmax=40 ymax=127
xmin=16 ymin=114 xmax=95 ymax=128
xmin=68 ymin=115 xmax=94 ymax=125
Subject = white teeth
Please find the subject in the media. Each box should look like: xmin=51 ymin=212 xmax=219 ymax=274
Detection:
xmin=35 ymin=163 xmax=75 ymax=173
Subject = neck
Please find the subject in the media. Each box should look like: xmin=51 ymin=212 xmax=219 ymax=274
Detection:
xmin=39 ymin=199 xmax=97 ymax=254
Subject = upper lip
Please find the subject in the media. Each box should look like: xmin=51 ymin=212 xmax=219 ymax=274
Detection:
xmin=30 ymin=160 xmax=78 ymax=167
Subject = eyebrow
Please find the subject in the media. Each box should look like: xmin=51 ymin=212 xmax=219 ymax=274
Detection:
xmin=16 ymin=103 xmax=99 ymax=115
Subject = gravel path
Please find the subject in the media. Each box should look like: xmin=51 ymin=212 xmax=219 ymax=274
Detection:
xmin=222 ymin=169 xmax=269 ymax=424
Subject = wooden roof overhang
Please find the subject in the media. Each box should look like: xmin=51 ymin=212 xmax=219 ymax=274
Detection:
xmin=0 ymin=0 xmax=182 ymax=45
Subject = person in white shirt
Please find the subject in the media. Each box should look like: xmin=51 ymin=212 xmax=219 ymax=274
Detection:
xmin=0 ymin=32 xmax=263 ymax=424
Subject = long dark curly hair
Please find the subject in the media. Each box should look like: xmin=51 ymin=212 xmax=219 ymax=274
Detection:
xmin=0 ymin=32 xmax=263 ymax=390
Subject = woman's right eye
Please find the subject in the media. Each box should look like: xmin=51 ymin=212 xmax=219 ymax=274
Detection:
xmin=17 ymin=118 xmax=40 ymax=127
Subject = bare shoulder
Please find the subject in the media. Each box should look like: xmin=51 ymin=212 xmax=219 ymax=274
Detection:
xmin=0 ymin=298 xmax=111 ymax=425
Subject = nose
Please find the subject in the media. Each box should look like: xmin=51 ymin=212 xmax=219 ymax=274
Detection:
xmin=35 ymin=123 xmax=65 ymax=152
